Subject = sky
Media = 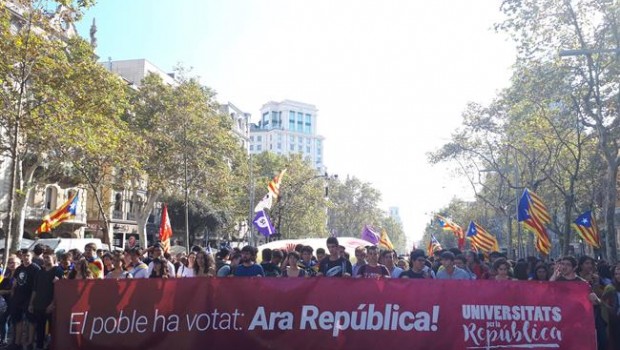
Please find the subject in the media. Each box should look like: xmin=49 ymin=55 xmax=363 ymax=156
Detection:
xmin=75 ymin=1 xmax=517 ymax=246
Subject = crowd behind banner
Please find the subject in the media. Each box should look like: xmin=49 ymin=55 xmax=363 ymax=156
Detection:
xmin=0 ymin=236 xmax=618 ymax=350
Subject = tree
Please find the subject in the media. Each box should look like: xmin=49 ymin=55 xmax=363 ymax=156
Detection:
xmin=0 ymin=1 xmax=129 ymax=252
xmin=264 ymin=154 xmax=327 ymax=240
xmin=328 ymin=176 xmax=383 ymax=237
xmin=126 ymin=72 xmax=248 ymax=247
xmin=498 ymin=0 xmax=620 ymax=261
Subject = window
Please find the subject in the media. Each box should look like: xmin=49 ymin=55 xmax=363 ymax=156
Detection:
xmin=262 ymin=112 xmax=269 ymax=128
xmin=250 ymin=145 xmax=254 ymax=151
xmin=277 ymin=133 xmax=283 ymax=141
xmin=114 ymin=193 xmax=122 ymax=211
xmin=298 ymin=145 xmax=303 ymax=152
xmin=272 ymin=111 xmax=280 ymax=128
xmin=306 ymin=137 xmax=311 ymax=144
xmin=257 ymin=136 xmax=262 ymax=142
xmin=289 ymin=111 xmax=296 ymax=130
xmin=305 ymin=114 xmax=312 ymax=134
xmin=257 ymin=145 xmax=262 ymax=151
xmin=277 ymin=143 xmax=282 ymax=150
xmin=297 ymin=112 xmax=304 ymax=132
xmin=290 ymin=135 xmax=295 ymax=143
xmin=306 ymin=146 xmax=311 ymax=153
xmin=290 ymin=144 xmax=295 ymax=151
xmin=250 ymin=136 xmax=254 ymax=142
xmin=270 ymin=144 xmax=273 ymax=150
xmin=45 ymin=186 xmax=57 ymax=210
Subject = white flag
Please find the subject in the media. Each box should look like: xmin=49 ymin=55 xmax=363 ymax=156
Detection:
xmin=254 ymin=193 xmax=273 ymax=213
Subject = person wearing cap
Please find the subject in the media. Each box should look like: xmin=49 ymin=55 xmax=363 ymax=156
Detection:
xmin=400 ymin=250 xmax=433 ymax=279
xmin=436 ymin=251 xmax=470 ymax=280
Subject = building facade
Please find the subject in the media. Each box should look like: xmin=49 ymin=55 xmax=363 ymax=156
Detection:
xmin=102 ymin=58 xmax=177 ymax=87
xmin=249 ymin=100 xmax=325 ymax=172
xmin=219 ymin=102 xmax=251 ymax=153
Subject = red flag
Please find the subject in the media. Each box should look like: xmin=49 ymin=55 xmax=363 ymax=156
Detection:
xmin=159 ymin=204 xmax=173 ymax=253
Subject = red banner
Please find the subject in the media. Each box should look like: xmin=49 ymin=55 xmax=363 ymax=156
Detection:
xmin=53 ymin=278 xmax=596 ymax=350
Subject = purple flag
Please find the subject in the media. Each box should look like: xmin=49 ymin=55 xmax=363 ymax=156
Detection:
xmin=361 ymin=225 xmax=380 ymax=245
xmin=253 ymin=210 xmax=276 ymax=237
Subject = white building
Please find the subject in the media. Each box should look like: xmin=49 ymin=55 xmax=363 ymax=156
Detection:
xmin=249 ymin=100 xmax=325 ymax=172
xmin=219 ymin=102 xmax=251 ymax=153
xmin=102 ymin=58 xmax=177 ymax=87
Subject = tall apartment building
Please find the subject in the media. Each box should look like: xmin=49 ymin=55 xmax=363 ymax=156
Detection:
xmin=249 ymin=100 xmax=325 ymax=172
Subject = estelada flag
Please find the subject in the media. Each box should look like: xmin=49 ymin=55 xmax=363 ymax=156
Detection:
xmin=35 ymin=191 xmax=79 ymax=234
xmin=572 ymin=210 xmax=600 ymax=249
xmin=159 ymin=204 xmax=173 ymax=253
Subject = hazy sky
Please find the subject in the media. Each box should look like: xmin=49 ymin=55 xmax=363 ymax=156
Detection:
xmin=76 ymin=1 xmax=516 ymax=245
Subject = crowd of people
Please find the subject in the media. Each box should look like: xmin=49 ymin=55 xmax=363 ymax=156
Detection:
xmin=0 ymin=236 xmax=618 ymax=349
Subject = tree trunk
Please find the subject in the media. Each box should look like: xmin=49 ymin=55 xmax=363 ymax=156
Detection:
xmin=136 ymin=191 xmax=158 ymax=248
xmin=562 ymin=196 xmax=574 ymax=256
xmin=507 ymin=215 xmax=514 ymax=259
xmin=604 ymin=163 xmax=618 ymax=263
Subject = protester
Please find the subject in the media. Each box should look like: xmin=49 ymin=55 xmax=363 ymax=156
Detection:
xmin=30 ymin=244 xmax=44 ymax=268
xmin=0 ymin=255 xmax=19 ymax=346
xmin=148 ymin=244 xmax=176 ymax=278
xmin=260 ymin=249 xmax=281 ymax=277
xmin=379 ymin=249 xmax=402 ymax=278
xmin=356 ymin=246 xmax=390 ymax=279
xmin=126 ymin=248 xmax=149 ymax=279
xmin=11 ymin=249 xmax=40 ymax=350
xmin=282 ymin=252 xmax=306 ymax=278
xmin=317 ymin=237 xmax=352 ymax=277
xmin=454 ymin=254 xmax=476 ymax=280
xmin=177 ymin=252 xmax=196 ymax=278
xmin=84 ymin=243 xmax=104 ymax=279
xmin=217 ymin=252 xmax=241 ymax=277
xmin=29 ymin=252 xmax=63 ymax=350
xmin=105 ymin=251 xmax=132 ymax=279
xmin=493 ymin=258 xmax=513 ymax=281
xmin=602 ymin=264 xmax=620 ymax=350
xmin=58 ymin=253 xmax=73 ymax=279
xmin=530 ymin=264 xmax=551 ymax=281
xmin=194 ymin=251 xmax=215 ymax=277
xmin=299 ymin=246 xmax=317 ymax=277
xmin=149 ymin=258 xmax=171 ymax=279
xmin=436 ymin=251 xmax=470 ymax=280
xmin=400 ymin=250 xmax=433 ymax=279
xmin=352 ymin=246 xmax=367 ymax=278
xmin=234 ymin=246 xmax=264 ymax=277
xmin=72 ymin=258 xmax=94 ymax=280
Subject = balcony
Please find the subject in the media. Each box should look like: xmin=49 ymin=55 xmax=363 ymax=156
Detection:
xmin=25 ymin=207 xmax=86 ymax=224
xmin=112 ymin=210 xmax=124 ymax=220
